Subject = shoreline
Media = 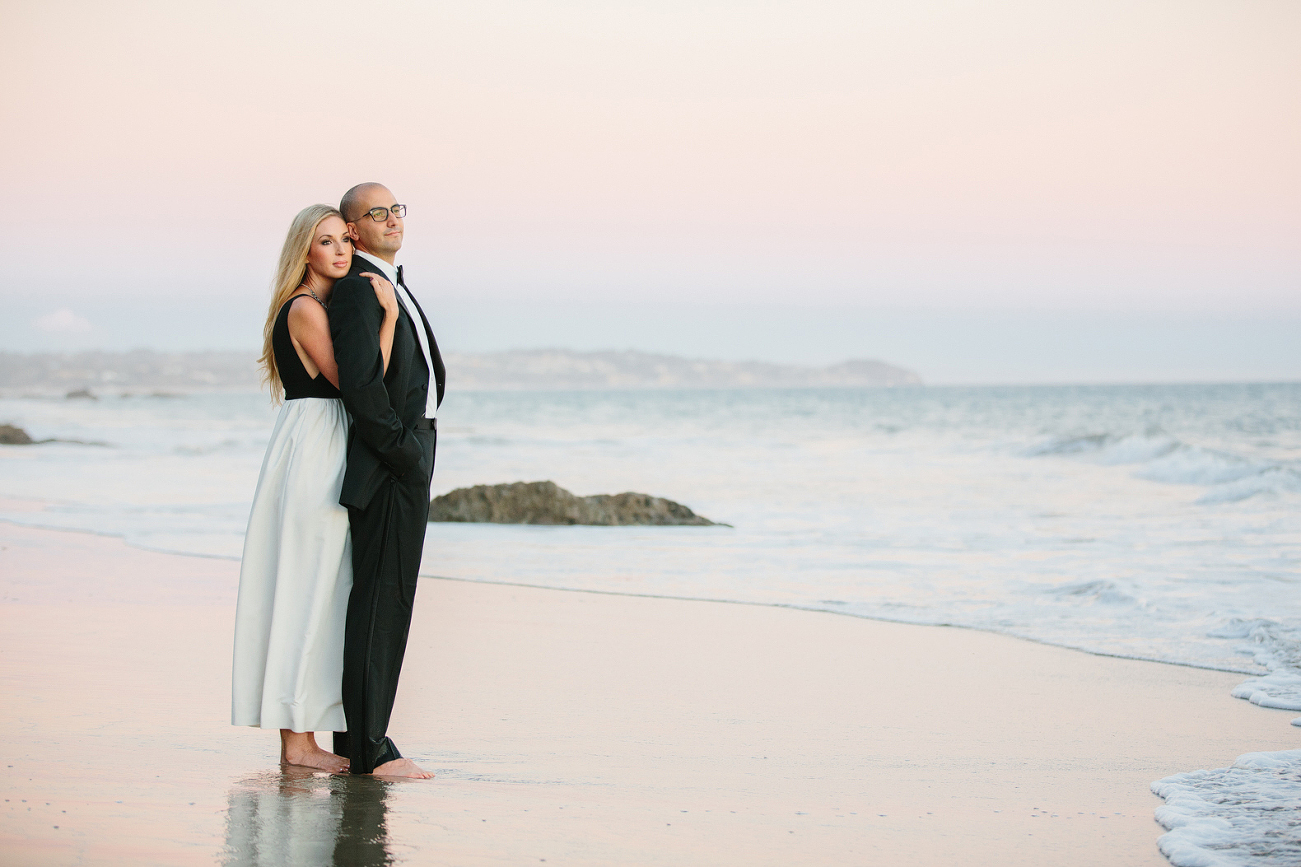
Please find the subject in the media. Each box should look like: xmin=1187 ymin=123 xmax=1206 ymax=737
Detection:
xmin=0 ymin=510 xmax=1274 ymax=679
xmin=423 ymin=571 xmax=1276 ymax=678
xmin=2 ymin=522 xmax=1298 ymax=865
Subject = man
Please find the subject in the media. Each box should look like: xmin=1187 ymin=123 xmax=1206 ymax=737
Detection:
xmin=329 ymin=183 xmax=444 ymax=777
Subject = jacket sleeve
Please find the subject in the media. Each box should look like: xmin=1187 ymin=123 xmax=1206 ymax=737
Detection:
xmin=328 ymin=275 xmax=422 ymax=476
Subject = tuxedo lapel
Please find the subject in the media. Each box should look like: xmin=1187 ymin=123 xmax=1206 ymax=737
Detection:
xmin=348 ymin=258 xmax=410 ymax=343
xmin=345 ymin=258 xmax=421 ymax=394
xmin=395 ymin=273 xmax=446 ymax=409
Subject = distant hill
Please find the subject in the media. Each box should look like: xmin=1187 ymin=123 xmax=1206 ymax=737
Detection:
xmin=448 ymin=349 xmax=922 ymax=389
xmin=0 ymin=350 xmax=263 ymax=396
xmin=0 ymin=349 xmax=921 ymax=396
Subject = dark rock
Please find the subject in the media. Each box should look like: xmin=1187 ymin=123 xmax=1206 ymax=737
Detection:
xmin=0 ymin=424 xmax=34 ymax=445
xmin=65 ymin=388 xmax=97 ymax=400
xmin=0 ymin=423 xmax=106 ymax=447
xmin=429 ymin=480 xmax=723 ymax=526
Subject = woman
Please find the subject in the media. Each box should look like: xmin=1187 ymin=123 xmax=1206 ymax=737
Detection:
xmin=231 ymin=204 xmax=398 ymax=772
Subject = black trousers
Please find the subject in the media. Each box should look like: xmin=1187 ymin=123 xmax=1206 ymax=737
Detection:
xmin=335 ymin=428 xmax=435 ymax=773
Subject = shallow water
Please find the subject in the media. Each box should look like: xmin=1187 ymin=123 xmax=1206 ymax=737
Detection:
xmin=223 ymin=770 xmax=396 ymax=867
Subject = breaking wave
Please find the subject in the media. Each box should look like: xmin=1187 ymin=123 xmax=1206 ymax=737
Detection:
xmin=1048 ymin=578 xmax=1145 ymax=607
xmin=1026 ymin=429 xmax=1301 ymax=504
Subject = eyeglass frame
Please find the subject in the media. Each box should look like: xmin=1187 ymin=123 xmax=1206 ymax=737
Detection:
xmin=352 ymin=204 xmax=407 ymax=223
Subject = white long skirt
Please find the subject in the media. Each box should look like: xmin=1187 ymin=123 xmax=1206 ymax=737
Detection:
xmin=231 ymin=397 xmax=352 ymax=732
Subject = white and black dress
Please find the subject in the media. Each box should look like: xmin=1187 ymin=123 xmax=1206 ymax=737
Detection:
xmin=231 ymin=295 xmax=352 ymax=733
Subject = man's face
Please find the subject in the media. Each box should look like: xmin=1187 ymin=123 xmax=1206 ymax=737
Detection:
xmin=346 ymin=186 xmax=404 ymax=260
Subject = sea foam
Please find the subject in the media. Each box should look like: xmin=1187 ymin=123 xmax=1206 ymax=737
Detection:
xmin=1208 ymin=619 xmax=1301 ymax=720
xmin=1153 ymin=750 xmax=1301 ymax=867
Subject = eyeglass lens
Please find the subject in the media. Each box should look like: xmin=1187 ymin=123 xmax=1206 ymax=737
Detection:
xmin=365 ymin=205 xmax=407 ymax=221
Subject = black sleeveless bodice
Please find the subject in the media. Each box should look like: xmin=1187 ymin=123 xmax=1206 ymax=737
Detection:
xmin=273 ymin=295 xmax=341 ymax=400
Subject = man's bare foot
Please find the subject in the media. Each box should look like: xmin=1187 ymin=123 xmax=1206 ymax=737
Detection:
xmin=372 ymin=757 xmax=434 ymax=779
xmin=280 ymin=730 xmax=349 ymax=774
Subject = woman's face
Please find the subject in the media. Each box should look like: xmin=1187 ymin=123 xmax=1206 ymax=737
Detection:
xmin=306 ymin=215 xmax=353 ymax=280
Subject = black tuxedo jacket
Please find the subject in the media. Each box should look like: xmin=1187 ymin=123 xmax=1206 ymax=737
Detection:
xmin=329 ymin=256 xmax=445 ymax=510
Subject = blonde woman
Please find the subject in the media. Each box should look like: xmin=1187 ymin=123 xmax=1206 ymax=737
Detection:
xmin=231 ymin=204 xmax=398 ymax=772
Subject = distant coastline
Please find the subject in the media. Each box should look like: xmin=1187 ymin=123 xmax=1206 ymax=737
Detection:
xmin=0 ymin=349 xmax=922 ymax=396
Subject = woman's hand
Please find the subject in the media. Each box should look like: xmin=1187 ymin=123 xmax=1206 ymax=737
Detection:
xmin=359 ymin=272 xmax=400 ymax=375
xmin=360 ymin=272 xmax=399 ymax=320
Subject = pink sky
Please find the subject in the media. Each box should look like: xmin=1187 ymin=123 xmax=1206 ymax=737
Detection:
xmin=1 ymin=0 xmax=1298 ymax=378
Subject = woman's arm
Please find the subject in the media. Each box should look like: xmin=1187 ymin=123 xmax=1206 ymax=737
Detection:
xmin=360 ymin=272 xmax=400 ymax=374
xmin=287 ymin=297 xmax=339 ymax=387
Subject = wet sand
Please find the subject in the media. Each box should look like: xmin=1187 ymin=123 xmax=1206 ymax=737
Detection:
xmin=1 ymin=521 xmax=1296 ymax=866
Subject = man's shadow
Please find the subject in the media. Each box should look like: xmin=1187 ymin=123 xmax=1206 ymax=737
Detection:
xmin=222 ymin=767 xmax=393 ymax=867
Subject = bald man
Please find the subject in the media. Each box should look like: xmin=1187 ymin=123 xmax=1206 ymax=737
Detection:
xmin=329 ymin=183 xmax=444 ymax=777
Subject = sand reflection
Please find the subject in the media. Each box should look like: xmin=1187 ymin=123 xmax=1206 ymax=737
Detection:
xmin=223 ymin=768 xmax=393 ymax=867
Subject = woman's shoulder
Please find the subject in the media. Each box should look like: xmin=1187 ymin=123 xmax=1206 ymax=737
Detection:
xmin=278 ymin=291 xmax=318 ymax=313
xmin=286 ymin=291 xmax=326 ymax=308
xmin=285 ymin=293 xmax=329 ymax=329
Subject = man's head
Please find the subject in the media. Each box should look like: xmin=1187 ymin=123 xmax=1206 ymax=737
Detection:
xmin=340 ymin=183 xmax=404 ymax=264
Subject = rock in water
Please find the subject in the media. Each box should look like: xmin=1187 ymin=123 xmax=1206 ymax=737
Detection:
xmin=0 ymin=424 xmax=34 ymax=445
xmin=429 ymin=480 xmax=721 ymax=526
xmin=583 ymin=492 xmax=719 ymax=526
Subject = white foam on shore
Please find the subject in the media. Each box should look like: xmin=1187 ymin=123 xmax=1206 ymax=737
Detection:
xmin=1152 ymin=750 xmax=1301 ymax=867
xmin=1207 ymin=619 xmax=1301 ymax=722
xmin=1231 ymin=671 xmax=1301 ymax=713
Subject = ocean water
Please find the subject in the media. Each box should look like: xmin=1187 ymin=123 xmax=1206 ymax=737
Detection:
xmin=2 ymin=384 xmax=1297 ymax=674
xmin=2 ymin=383 xmax=1299 ymax=857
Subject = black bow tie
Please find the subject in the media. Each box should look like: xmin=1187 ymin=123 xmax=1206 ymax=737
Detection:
xmin=396 ymin=265 xmax=405 ymax=287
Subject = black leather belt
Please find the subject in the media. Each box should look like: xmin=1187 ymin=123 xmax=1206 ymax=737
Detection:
xmin=414 ymin=418 xmax=437 ymax=431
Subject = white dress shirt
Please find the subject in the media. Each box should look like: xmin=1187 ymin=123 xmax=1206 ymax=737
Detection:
xmin=354 ymin=250 xmax=437 ymax=419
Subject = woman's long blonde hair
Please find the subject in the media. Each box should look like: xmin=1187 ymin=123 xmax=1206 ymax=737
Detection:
xmin=258 ymin=204 xmax=345 ymax=402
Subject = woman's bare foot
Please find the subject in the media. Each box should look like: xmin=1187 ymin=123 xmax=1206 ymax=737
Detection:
xmin=280 ymin=730 xmax=349 ymax=774
xmin=372 ymin=757 xmax=434 ymax=779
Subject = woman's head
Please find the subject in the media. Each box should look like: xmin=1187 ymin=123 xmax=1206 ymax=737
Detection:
xmin=259 ymin=205 xmax=351 ymax=400
xmin=277 ymin=205 xmax=351 ymax=288
xmin=305 ymin=214 xmax=352 ymax=282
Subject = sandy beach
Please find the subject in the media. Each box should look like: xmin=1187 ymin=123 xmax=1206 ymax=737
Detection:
xmin=0 ymin=520 xmax=1295 ymax=866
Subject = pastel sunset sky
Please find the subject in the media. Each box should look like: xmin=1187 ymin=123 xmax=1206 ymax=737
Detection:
xmin=2 ymin=0 xmax=1297 ymax=382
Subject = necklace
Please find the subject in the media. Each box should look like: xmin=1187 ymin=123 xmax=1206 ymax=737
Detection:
xmin=298 ymin=284 xmax=327 ymax=308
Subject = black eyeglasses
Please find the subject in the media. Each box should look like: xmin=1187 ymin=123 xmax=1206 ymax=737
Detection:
xmin=354 ymin=204 xmax=407 ymax=222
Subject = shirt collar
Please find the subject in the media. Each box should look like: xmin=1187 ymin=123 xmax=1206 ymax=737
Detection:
xmin=354 ymin=250 xmax=399 ymax=285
